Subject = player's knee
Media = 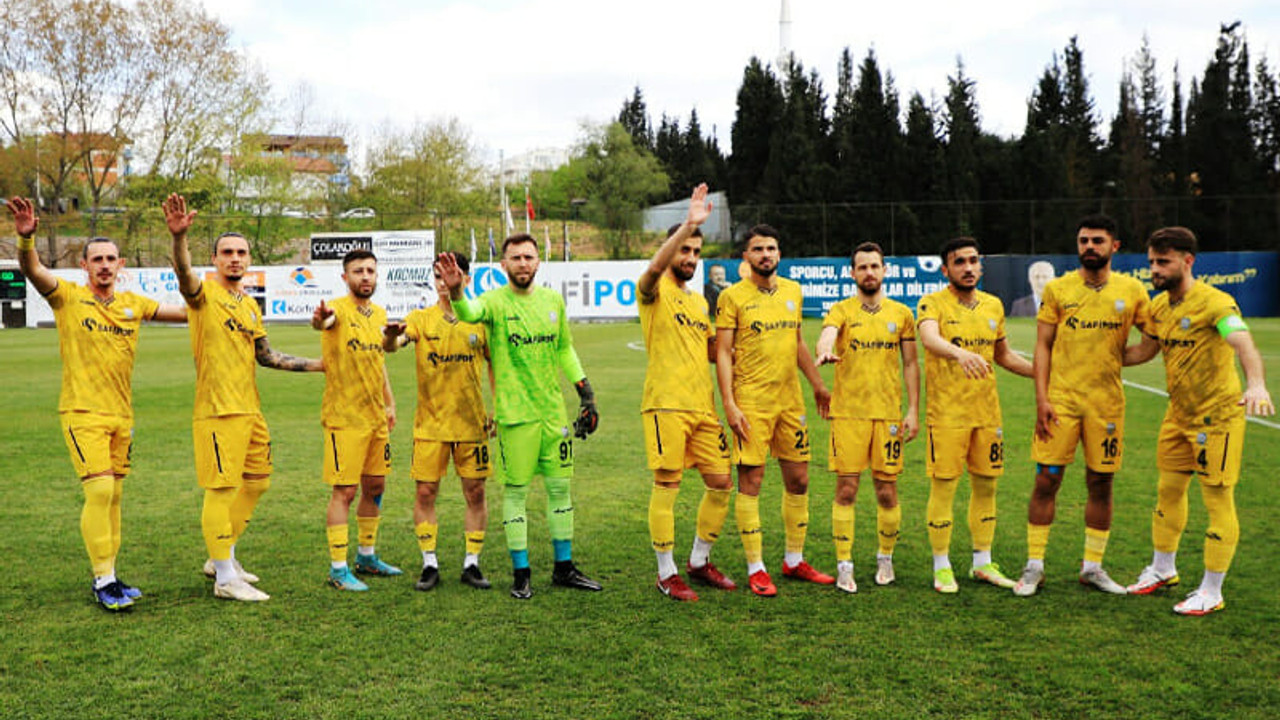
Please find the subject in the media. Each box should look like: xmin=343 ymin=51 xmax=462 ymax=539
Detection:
xmin=416 ymin=480 xmax=440 ymax=503
xmin=243 ymin=474 xmax=271 ymax=493
xmin=361 ymin=475 xmax=386 ymax=497
xmin=873 ymin=482 xmax=897 ymax=509
xmin=462 ymin=478 xmax=486 ymax=506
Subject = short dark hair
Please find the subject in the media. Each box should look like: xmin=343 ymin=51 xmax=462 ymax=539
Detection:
xmin=851 ymin=242 xmax=884 ymax=264
xmin=1147 ymin=226 xmax=1198 ymax=255
xmin=83 ymin=237 xmax=116 ymax=259
xmin=745 ymin=224 xmax=780 ymax=243
xmin=939 ymin=236 xmax=979 ymax=265
xmin=441 ymin=251 xmax=470 ymax=274
xmin=213 ymin=232 xmax=247 ymax=254
xmin=502 ymin=233 xmax=538 ymax=254
xmin=1076 ymin=213 xmax=1119 ymax=237
xmin=667 ymin=223 xmax=703 ymax=239
xmin=342 ymin=248 xmax=377 ymax=269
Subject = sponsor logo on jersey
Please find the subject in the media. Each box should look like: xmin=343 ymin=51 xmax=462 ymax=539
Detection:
xmin=426 ymin=351 xmax=476 ymax=367
xmin=1065 ymin=317 xmax=1124 ymax=331
xmin=346 ymin=338 xmax=384 ymax=353
xmin=80 ymin=317 xmax=136 ymax=337
xmin=673 ymin=312 xmax=709 ymax=332
xmin=748 ymin=318 xmax=800 ymax=334
xmin=508 ymin=332 xmax=557 ymax=347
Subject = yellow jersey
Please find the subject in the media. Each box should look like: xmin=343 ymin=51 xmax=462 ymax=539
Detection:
xmin=186 ymin=280 xmax=265 ymax=419
xmin=716 ymin=278 xmax=804 ymax=414
xmin=1148 ymin=281 xmax=1245 ymax=427
xmin=639 ymin=273 xmax=716 ymax=414
xmin=320 ymin=296 xmax=388 ymax=430
xmin=404 ymin=304 xmax=489 ymax=441
xmin=45 ymin=280 xmax=159 ymax=418
xmin=1037 ymin=271 xmax=1150 ymax=415
xmin=824 ymin=297 xmax=916 ymax=420
xmin=917 ymin=287 xmax=1005 ymax=428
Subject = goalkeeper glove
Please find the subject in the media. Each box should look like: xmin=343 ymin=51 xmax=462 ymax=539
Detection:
xmin=573 ymin=378 xmax=599 ymax=439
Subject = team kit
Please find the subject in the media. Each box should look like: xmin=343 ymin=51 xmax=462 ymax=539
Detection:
xmin=6 ymin=185 xmax=1273 ymax=616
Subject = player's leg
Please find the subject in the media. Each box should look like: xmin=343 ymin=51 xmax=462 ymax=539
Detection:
xmin=829 ymin=418 xmax=866 ymax=593
xmin=776 ymin=411 xmax=832 ymax=585
xmin=967 ymin=427 xmax=1013 ymax=589
xmin=410 ymin=439 xmax=446 ymax=591
xmin=1074 ymin=415 xmax=1125 ymax=593
xmin=497 ymin=423 xmax=538 ymax=598
xmin=643 ymin=411 xmax=693 ymax=599
xmin=62 ymin=413 xmax=131 ymax=609
xmin=1021 ymin=414 xmax=1076 ymax=595
xmin=924 ymin=425 xmax=963 ymax=593
xmin=352 ymin=428 xmax=398 ymax=578
xmin=732 ymin=412 xmax=773 ymax=596
xmin=868 ymin=420 xmax=905 ymax=588
xmin=194 ymin=416 xmax=267 ymax=601
xmin=539 ymin=421 xmax=600 ymax=592
xmin=1175 ymin=420 xmax=1244 ymax=616
xmin=1130 ymin=422 xmax=1192 ymax=595
xmin=456 ymin=440 xmax=492 ymax=589
xmin=326 ymin=483 xmax=366 ymax=591
xmin=687 ymin=412 xmax=734 ymax=591
xmin=226 ymin=414 xmax=273 ymax=584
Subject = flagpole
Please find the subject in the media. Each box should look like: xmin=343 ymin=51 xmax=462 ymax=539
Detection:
xmin=524 ymin=183 xmax=531 ymax=234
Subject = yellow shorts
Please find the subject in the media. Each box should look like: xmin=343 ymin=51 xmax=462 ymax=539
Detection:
xmin=732 ymin=408 xmax=810 ymax=466
xmin=411 ymin=439 xmax=492 ymax=482
xmin=323 ymin=425 xmax=391 ymax=486
xmin=1156 ymin=417 xmax=1246 ymax=487
xmin=1031 ymin=413 xmax=1124 ymax=473
xmin=828 ymin=418 xmax=905 ymax=478
xmin=642 ymin=410 xmax=730 ymax=476
xmin=60 ymin=411 xmax=132 ymax=479
xmin=926 ymin=425 xmax=1004 ymax=479
xmin=193 ymin=414 xmax=272 ymax=489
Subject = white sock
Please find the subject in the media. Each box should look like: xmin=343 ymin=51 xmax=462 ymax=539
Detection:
xmin=358 ymin=545 xmax=375 ymax=557
xmin=656 ymin=551 xmax=678 ymax=579
xmin=463 ymin=553 xmax=479 ymax=569
xmin=422 ymin=551 xmax=438 ymax=569
xmin=933 ymin=554 xmax=952 ymax=572
xmin=213 ymin=558 xmax=236 ymax=584
xmin=1200 ymin=570 xmax=1225 ymax=596
xmin=783 ymin=551 xmax=803 ymax=567
xmin=838 ymin=560 xmax=853 ymax=573
xmin=1026 ymin=558 xmax=1044 ymax=572
xmin=877 ymin=553 xmax=892 ymax=562
xmin=1153 ymin=551 xmax=1177 ymax=575
xmin=331 ymin=560 xmax=347 ymax=570
xmin=93 ymin=573 xmax=117 ymax=590
xmin=972 ymin=550 xmax=992 ymax=568
xmin=1081 ymin=560 xmax=1101 ymax=574
xmin=747 ymin=560 xmax=766 ymax=575
xmin=688 ymin=536 xmax=713 ymax=568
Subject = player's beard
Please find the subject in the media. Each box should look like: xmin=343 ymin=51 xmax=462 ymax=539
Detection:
xmin=509 ymin=272 xmax=535 ymax=289
xmin=857 ymin=277 xmax=881 ymax=295
xmin=671 ymin=263 xmax=695 ymax=282
xmin=750 ymin=262 xmax=776 ymax=278
xmin=352 ymin=284 xmax=376 ymax=299
xmin=1151 ymin=269 xmax=1182 ymax=291
xmin=1079 ymin=252 xmax=1108 ymax=271
xmin=225 ymin=273 xmax=243 ymax=283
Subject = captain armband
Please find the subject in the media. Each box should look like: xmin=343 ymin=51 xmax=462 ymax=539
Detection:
xmin=1215 ymin=314 xmax=1248 ymax=338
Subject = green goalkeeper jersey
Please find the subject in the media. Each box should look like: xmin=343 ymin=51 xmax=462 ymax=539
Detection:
xmin=455 ymin=285 xmax=586 ymax=425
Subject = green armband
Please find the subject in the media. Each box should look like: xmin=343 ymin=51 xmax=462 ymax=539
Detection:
xmin=1216 ymin=314 xmax=1248 ymax=337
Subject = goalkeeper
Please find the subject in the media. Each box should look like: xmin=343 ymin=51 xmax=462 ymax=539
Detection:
xmin=437 ymin=237 xmax=603 ymax=599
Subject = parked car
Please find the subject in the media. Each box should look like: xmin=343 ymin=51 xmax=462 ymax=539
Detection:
xmin=339 ymin=207 xmax=376 ymax=219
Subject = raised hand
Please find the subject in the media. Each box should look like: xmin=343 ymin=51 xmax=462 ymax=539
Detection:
xmin=5 ymin=196 xmax=38 ymax=238
xmin=162 ymin=193 xmax=197 ymax=238
xmin=435 ymin=253 xmax=464 ymax=295
xmin=311 ymin=299 xmax=335 ymax=330
xmin=686 ymin=183 xmax=712 ymax=227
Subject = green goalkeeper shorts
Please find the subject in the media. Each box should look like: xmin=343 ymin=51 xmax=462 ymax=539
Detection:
xmin=496 ymin=419 xmax=574 ymax=486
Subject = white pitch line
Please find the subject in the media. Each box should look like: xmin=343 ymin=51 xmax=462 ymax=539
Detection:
xmin=626 ymin=341 xmax=645 ymax=352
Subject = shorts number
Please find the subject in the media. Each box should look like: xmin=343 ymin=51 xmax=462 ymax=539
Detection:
xmin=883 ymin=440 xmax=902 ymax=460
xmin=472 ymin=445 xmax=490 ymax=466
xmin=794 ymin=429 xmax=809 ymax=451
xmin=384 ymin=443 xmax=392 ymax=462
xmin=1099 ymin=438 xmax=1119 ymax=459
xmin=558 ymin=440 xmax=573 ymax=462
xmin=988 ymin=442 xmax=1004 ymax=464
xmin=1196 ymin=448 xmax=1208 ymax=468
xmin=718 ymin=431 xmax=728 ymax=453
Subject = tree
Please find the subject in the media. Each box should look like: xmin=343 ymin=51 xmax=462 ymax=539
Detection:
xmin=617 ymin=86 xmax=652 ymax=153
xmin=728 ymin=58 xmax=783 ymax=205
xmin=943 ymin=59 xmax=981 ymax=232
xmin=574 ymin=122 xmax=668 ymax=258
xmin=361 ymin=118 xmax=485 ymax=217
xmin=759 ymin=59 xmax=832 ymax=253
xmin=1061 ymin=36 xmax=1100 ymax=198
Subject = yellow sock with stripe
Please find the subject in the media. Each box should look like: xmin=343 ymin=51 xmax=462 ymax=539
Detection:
xmin=695 ymin=487 xmax=731 ymax=543
xmin=648 ymin=484 xmax=678 ymax=554
xmin=877 ymin=503 xmax=901 ymax=556
xmin=81 ymin=476 xmax=115 ymax=578
xmin=110 ymin=477 xmax=124 ymax=561
xmin=229 ymin=477 xmax=270 ymax=544
xmin=326 ymin=524 xmax=349 ymax=564
xmin=1027 ymin=523 xmax=1051 ymax=561
xmin=1200 ymin=483 xmax=1239 ymax=573
xmin=926 ymin=477 xmax=958 ymax=556
xmin=968 ymin=473 xmax=998 ymax=552
xmin=832 ymin=502 xmax=855 ymax=562
xmin=1083 ymin=527 xmax=1110 ymax=564
xmin=464 ymin=531 xmax=485 ymax=556
xmin=201 ymin=487 xmax=237 ymax=561
xmin=356 ymin=515 xmax=380 ymax=553
xmin=782 ymin=492 xmax=809 ymax=555
xmin=1153 ymin=470 xmax=1191 ymax=553
xmin=736 ymin=493 xmax=763 ymax=564
xmin=415 ymin=521 xmax=439 ymax=553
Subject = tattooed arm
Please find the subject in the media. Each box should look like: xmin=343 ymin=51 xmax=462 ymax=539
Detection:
xmin=255 ymin=335 xmax=323 ymax=372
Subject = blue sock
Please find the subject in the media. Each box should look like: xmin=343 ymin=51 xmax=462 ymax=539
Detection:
xmin=552 ymin=539 xmax=572 ymax=563
xmin=510 ymin=549 xmax=529 ymax=570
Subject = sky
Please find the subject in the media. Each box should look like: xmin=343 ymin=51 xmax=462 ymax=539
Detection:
xmin=198 ymin=0 xmax=1280 ymax=168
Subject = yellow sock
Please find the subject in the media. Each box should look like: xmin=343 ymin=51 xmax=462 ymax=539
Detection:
xmin=464 ymin=530 xmax=485 ymax=556
xmin=81 ymin=476 xmax=115 ymax=578
xmin=696 ymin=487 xmax=731 ymax=543
xmin=877 ymin=503 xmax=901 ymax=556
xmin=1200 ymin=483 xmax=1239 ymax=573
xmin=110 ymin=477 xmax=124 ymax=561
xmin=415 ymin=521 xmax=439 ymax=553
xmin=832 ymin=502 xmax=855 ymax=562
xmin=356 ymin=515 xmax=380 ymax=549
xmin=201 ymin=487 xmax=237 ymax=561
xmin=782 ymin=491 xmax=809 ymax=554
xmin=969 ymin=473 xmax=998 ymax=552
xmin=1083 ymin=527 xmax=1109 ymax=564
xmin=648 ymin=484 xmax=678 ymax=553
xmin=1153 ymin=470 xmax=1191 ymax=553
xmin=1027 ymin=523 xmax=1051 ymax=561
xmin=326 ymin=524 xmax=349 ymax=564
xmin=927 ymin=477 xmax=958 ymax=556
xmin=736 ymin=493 xmax=763 ymax=564
xmin=230 ymin=477 xmax=270 ymax=543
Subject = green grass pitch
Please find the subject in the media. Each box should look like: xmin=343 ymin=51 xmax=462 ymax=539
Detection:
xmin=1 ymin=317 xmax=1277 ymax=718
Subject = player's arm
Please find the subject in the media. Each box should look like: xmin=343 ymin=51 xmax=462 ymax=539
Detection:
xmin=436 ymin=253 xmax=485 ymax=322
xmin=716 ymin=326 xmax=748 ymax=442
xmin=797 ymin=327 xmax=831 ymax=419
xmin=7 ymin=197 xmax=57 ymax=295
xmin=993 ymin=337 xmax=1033 ymax=377
xmin=918 ymin=318 xmax=991 ymax=379
xmin=638 ymin=183 xmax=712 ymax=302
xmin=382 ymin=321 xmax=409 ymax=352
xmin=1033 ymin=321 xmax=1058 ymax=441
xmin=382 ymin=364 xmax=397 ymax=430
xmin=151 ymin=304 xmax=188 ymax=323
xmin=163 ymin=193 xmax=202 ymax=302
xmin=254 ymin=335 xmax=323 ymax=372
xmin=814 ymin=325 xmax=840 ymax=365
xmin=1225 ymin=328 xmax=1275 ymax=416
xmin=311 ymin=299 xmax=336 ymax=331
xmin=901 ymin=338 xmax=921 ymax=442
xmin=1123 ymin=334 xmax=1161 ymax=366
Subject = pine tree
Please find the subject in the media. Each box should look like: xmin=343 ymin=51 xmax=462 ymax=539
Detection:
xmin=729 ymin=58 xmax=784 ymax=206
xmin=617 ymin=86 xmax=653 ymax=153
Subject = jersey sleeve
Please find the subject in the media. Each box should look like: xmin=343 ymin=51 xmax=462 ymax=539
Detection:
xmin=403 ymin=309 xmax=423 ymax=342
xmin=44 ymin=278 xmax=67 ymax=309
xmin=900 ymin=306 xmax=917 ymax=340
xmin=822 ymin=301 xmax=845 ymax=329
xmin=994 ymin=300 xmax=1007 ymax=341
xmin=555 ymin=295 xmax=586 ymax=383
xmin=1035 ymin=282 xmax=1060 ymax=325
xmin=454 ymin=292 xmax=490 ymax=324
xmin=184 ymin=280 xmax=206 ymax=309
xmin=715 ymin=288 xmax=739 ymax=330
xmin=916 ymin=296 xmax=939 ymax=326
xmin=139 ymin=294 xmax=161 ymax=321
